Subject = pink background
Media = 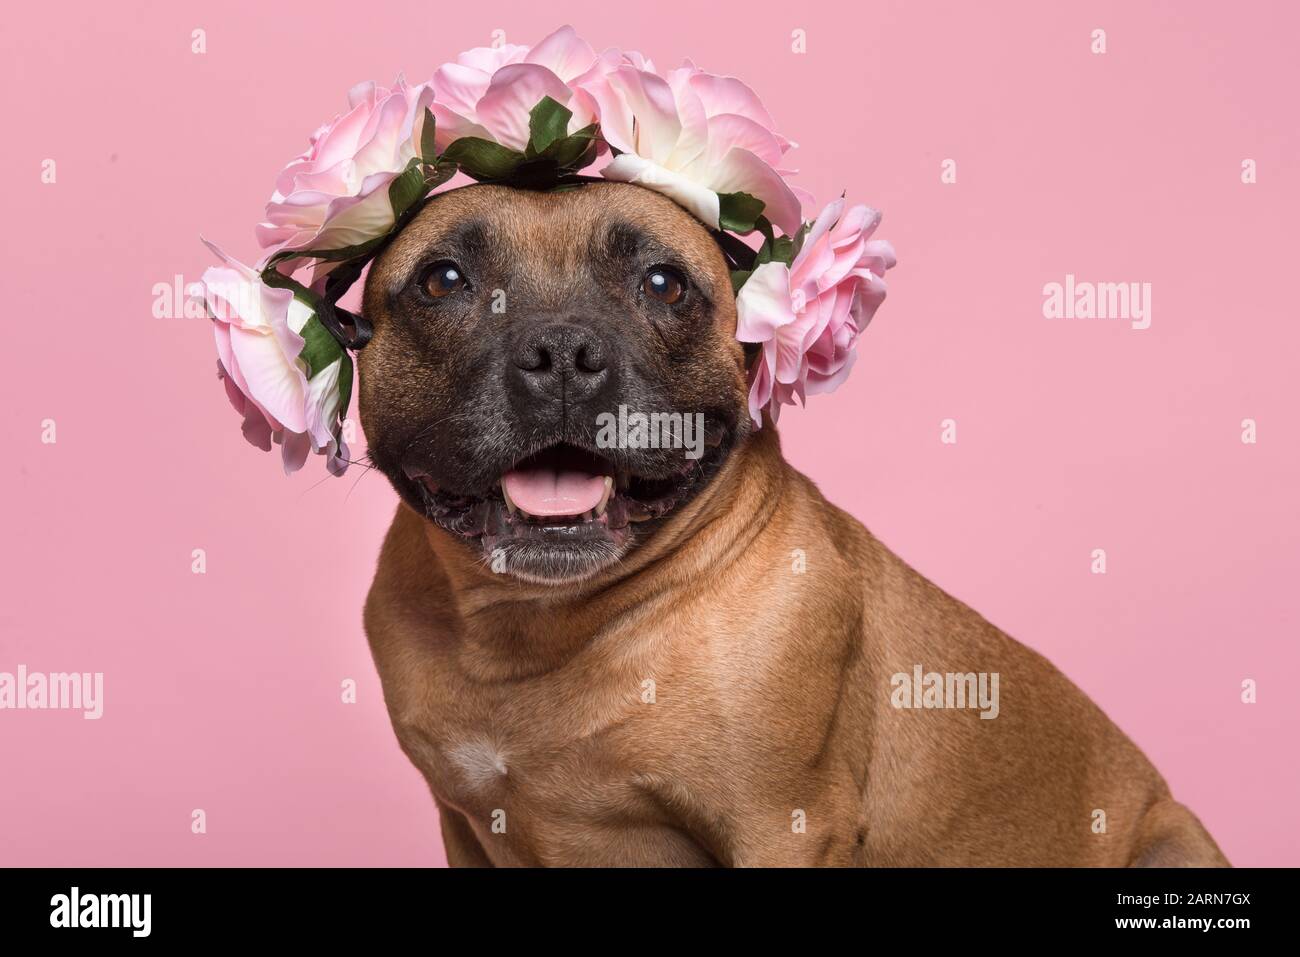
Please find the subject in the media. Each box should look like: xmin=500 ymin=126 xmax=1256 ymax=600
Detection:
xmin=2 ymin=0 xmax=1297 ymax=866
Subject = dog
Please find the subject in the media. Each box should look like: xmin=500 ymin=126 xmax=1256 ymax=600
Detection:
xmin=357 ymin=181 xmax=1228 ymax=867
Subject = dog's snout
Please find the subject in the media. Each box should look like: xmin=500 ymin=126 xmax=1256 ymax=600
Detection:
xmin=510 ymin=322 xmax=613 ymax=404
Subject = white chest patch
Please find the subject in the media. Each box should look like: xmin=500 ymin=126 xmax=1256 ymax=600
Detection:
xmin=445 ymin=737 xmax=509 ymax=790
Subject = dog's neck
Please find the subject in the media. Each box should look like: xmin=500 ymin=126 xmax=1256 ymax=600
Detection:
xmin=414 ymin=427 xmax=791 ymax=677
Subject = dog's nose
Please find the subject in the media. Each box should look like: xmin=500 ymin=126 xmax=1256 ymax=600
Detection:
xmin=510 ymin=322 xmax=613 ymax=404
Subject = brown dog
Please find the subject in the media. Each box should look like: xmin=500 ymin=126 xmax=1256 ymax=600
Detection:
xmin=357 ymin=182 xmax=1227 ymax=866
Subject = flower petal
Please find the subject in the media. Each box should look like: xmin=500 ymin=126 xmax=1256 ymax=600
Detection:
xmin=735 ymin=262 xmax=796 ymax=343
xmin=475 ymin=63 xmax=575 ymax=152
xmin=526 ymin=25 xmax=597 ymax=81
xmin=709 ymin=147 xmax=803 ymax=236
xmin=602 ymin=154 xmax=721 ymax=229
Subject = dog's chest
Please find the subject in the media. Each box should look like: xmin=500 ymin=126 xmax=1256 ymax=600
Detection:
xmin=372 ymin=572 xmax=870 ymax=866
xmin=389 ymin=634 xmax=734 ymax=865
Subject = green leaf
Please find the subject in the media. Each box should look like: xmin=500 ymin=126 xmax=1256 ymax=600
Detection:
xmin=717 ymin=191 xmax=766 ymax=233
xmin=423 ymin=158 xmax=457 ymax=190
xmin=789 ymin=221 xmax=811 ymax=259
xmin=563 ymin=121 xmax=599 ymax=141
xmin=299 ymin=314 xmax=345 ymax=378
xmin=419 ymin=106 xmax=438 ymax=164
xmin=541 ymin=125 xmax=600 ymax=170
xmin=730 ymin=269 xmax=752 ymax=293
xmin=387 ymin=158 xmax=429 ymax=220
xmin=259 ymin=266 xmax=315 ymax=300
xmin=527 ymin=96 xmax=573 ymax=158
xmin=756 ymin=235 xmax=795 ymax=268
xmin=441 ymin=137 xmax=526 ymax=181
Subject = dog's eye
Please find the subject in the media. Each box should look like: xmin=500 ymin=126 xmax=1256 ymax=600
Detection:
xmin=643 ymin=267 xmax=686 ymax=305
xmin=423 ymin=262 xmax=467 ymax=298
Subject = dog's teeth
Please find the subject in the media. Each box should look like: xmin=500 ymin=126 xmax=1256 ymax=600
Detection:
xmin=501 ymin=481 xmax=518 ymax=517
xmin=595 ymin=476 xmax=613 ymax=517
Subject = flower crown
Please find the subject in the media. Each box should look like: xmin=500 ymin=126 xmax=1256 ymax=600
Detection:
xmin=200 ymin=26 xmax=896 ymax=475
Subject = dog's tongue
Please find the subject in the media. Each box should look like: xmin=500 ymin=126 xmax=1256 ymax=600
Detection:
xmin=501 ymin=467 xmax=606 ymax=517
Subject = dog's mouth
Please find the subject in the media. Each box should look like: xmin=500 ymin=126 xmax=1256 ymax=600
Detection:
xmin=408 ymin=440 xmax=726 ymax=536
xmin=403 ymin=433 xmax=730 ymax=582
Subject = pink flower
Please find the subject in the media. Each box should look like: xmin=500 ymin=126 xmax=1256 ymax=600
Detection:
xmin=256 ymin=78 xmax=434 ymax=258
xmin=430 ymin=26 xmax=602 ymax=152
xmin=735 ymin=199 xmax=896 ymax=425
xmin=201 ymin=241 xmax=349 ymax=474
xmin=577 ymin=58 xmax=804 ymax=235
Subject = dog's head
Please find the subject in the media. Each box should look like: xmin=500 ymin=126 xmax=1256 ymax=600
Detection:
xmin=359 ymin=182 xmax=751 ymax=584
